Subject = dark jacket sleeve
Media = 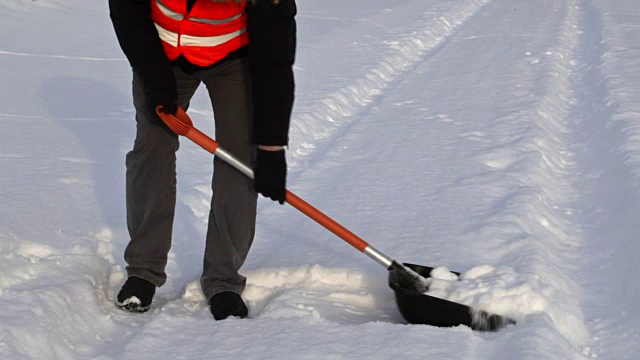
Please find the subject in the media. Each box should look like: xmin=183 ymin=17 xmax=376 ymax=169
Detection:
xmin=109 ymin=0 xmax=176 ymax=103
xmin=246 ymin=0 xmax=297 ymax=146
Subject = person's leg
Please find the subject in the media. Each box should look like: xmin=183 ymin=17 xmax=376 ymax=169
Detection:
xmin=124 ymin=67 xmax=200 ymax=287
xmin=197 ymin=57 xmax=257 ymax=301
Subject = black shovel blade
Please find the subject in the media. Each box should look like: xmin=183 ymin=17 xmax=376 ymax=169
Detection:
xmin=389 ymin=263 xmax=516 ymax=331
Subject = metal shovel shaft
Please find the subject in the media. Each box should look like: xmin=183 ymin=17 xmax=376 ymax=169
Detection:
xmin=157 ymin=107 xmax=394 ymax=269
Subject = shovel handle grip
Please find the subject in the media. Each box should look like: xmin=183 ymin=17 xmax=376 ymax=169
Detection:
xmin=187 ymin=127 xmax=220 ymax=154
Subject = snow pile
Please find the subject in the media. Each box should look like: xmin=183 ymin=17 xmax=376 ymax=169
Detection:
xmin=0 ymin=236 xmax=117 ymax=359
xmin=425 ymin=265 xmax=548 ymax=321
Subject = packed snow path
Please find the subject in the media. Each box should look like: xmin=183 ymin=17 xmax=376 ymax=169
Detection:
xmin=1 ymin=0 xmax=639 ymax=359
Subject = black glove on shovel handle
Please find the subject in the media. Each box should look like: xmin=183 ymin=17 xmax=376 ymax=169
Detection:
xmin=254 ymin=149 xmax=287 ymax=204
xmin=149 ymin=90 xmax=178 ymax=121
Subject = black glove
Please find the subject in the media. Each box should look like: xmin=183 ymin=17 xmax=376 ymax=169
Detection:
xmin=254 ymin=149 xmax=287 ymax=204
xmin=148 ymin=90 xmax=178 ymax=116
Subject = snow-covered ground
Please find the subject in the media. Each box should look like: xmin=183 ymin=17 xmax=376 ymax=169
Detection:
xmin=1 ymin=0 xmax=639 ymax=358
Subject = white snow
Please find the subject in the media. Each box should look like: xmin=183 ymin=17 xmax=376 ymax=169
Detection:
xmin=425 ymin=265 xmax=549 ymax=322
xmin=2 ymin=0 xmax=640 ymax=359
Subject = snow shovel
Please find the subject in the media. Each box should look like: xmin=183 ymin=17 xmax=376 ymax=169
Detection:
xmin=156 ymin=106 xmax=515 ymax=331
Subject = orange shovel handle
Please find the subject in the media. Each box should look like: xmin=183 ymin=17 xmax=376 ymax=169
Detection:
xmin=187 ymin=127 xmax=220 ymax=154
xmin=284 ymin=191 xmax=368 ymax=252
xmin=156 ymin=106 xmax=372 ymax=254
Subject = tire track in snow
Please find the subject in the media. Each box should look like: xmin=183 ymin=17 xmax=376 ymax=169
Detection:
xmin=454 ymin=0 xmax=592 ymax=352
xmin=466 ymin=0 xmax=639 ymax=356
xmin=287 ymin=0 xmax=492 ymax=176
xmin=570 ymin=0 xmax=640 ymax=357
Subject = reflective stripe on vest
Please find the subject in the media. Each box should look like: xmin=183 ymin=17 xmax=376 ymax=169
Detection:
xmin=155 ymin=0 xmax=183 ymax=21
xmin=155 ymin=23 xmax=247 ymax=48
xmin=151 ymin=0 xmax=248 ymax=66
xmin=154 ymin=23 xmax=179 ymax=47
xmin=155 ymin=0 xmax=245 ymax=25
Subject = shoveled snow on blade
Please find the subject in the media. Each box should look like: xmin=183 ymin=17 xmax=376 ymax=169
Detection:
xmin=425 ymin=265 xmax=547 ymax=323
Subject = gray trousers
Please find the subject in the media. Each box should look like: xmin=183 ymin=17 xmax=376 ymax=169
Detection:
xmin=124 ymin=58 xmax=257 ymax=300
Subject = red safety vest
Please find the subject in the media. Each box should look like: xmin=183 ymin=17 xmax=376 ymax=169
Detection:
xmin=150 ymin=0 xmax=248 ymax=66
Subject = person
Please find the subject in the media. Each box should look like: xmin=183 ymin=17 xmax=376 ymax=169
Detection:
xmin=108 ymin=0 xmax=296 ymax=320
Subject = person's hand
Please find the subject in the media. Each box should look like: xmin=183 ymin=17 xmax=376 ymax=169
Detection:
xmin=148 ymin=90 xmax=178 ymax=117
xmin=157 ymin=102 xmax=178 ymax=116
xmin=254 ymin=147 xmax=287 ymax=204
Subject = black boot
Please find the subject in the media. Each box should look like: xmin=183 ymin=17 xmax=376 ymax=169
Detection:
xmin=209 ymin=292 xmax=248 ymax=320
xmin=116 ymin=276 xmax=156 ymax=313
